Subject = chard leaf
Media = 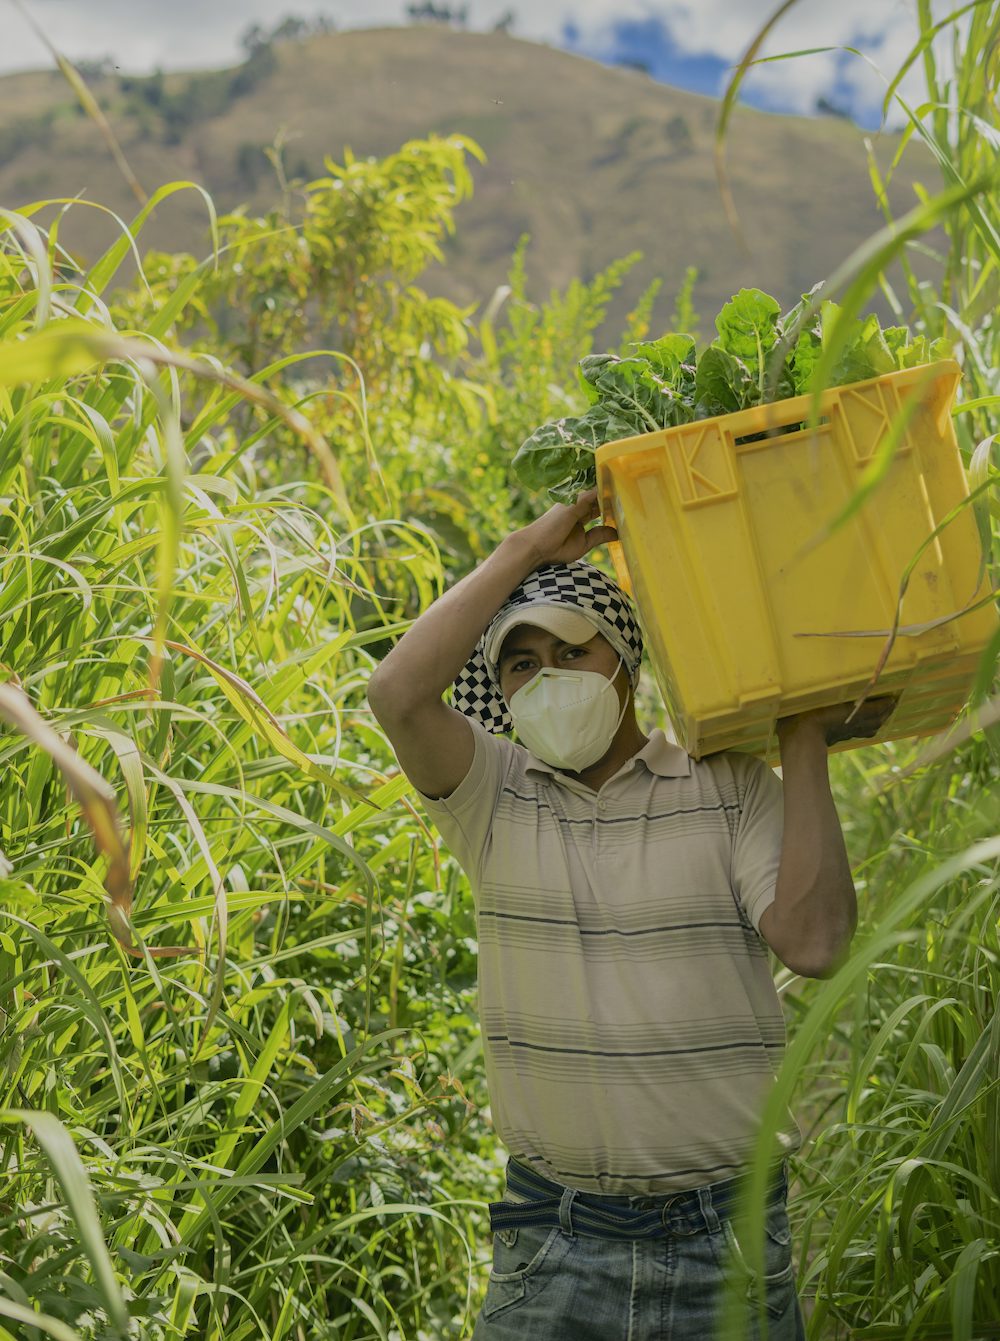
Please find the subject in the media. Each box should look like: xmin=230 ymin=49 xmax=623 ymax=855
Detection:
xmin=883 ymin=326 xmax=912 ymax=364
xmin=831 ymin=343 xmax=879 ymax=387
xmin=578 ymin=353 xmax=618 ymax=402
xmin=590 ymin=357 xmax=677 ymax=433
xmin=512 ymin=405 xmax=635 ymax=496
xmin=548 ymin=464 xmax=597 ymax=504
xmin=694 ymin=345 xmax=754 ymax=417
xmin=573 ymin=403 xmax=638 ymax=450
xmin=512 ymin=420 xmax=587 ymax=491
xmin=715 ymin=288 xmax=782 ymax=362
xmin=820 ymin=301 xmax=886 ymax=388
xmin=628 ymin=334 xmax=699 ymax=422
xmin=628 ymin=333 xmax=697 ymax=380
xmin=764 ymin=345 xmax=796 ymax=402
xmin=898 ymin=333 xmax=952 ymax=367
xmin=858 ymin=313 xmax=897 ymax=376
xmin=792 ymin=327 xmax=823 ymax=392
xmin=576 ymin=365 xmax=602 ymax=404
xmin=781 ymin=282 xmax=824 ymax=337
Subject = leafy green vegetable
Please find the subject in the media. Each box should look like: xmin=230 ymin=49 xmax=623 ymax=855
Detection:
xmin=693 ymin=345 xmax=754 ymax=417
xmin=513 ymin=285 xmax=953 ymax=501
xmin=512 ymin=405 xmax=637 ymax=498
xmin=714 ymin=288 xmax=782 ymax=362
xmin=629 ymin=333 xmax=697 ymax=381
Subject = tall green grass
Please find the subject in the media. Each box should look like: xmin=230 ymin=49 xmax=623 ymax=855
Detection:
xmin=715 ymin=5 xmax=1000 ymax=1338
xmin=0 ymin=194 xmax=497 ymax=1339
xmin=0 ymin=112 xmax=650 ymax=1332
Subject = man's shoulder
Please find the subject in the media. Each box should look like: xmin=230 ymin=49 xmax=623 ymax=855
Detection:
xmin=468 ymin=718 xmax=524 ymax=766
xmin=682 ymin=748 xmax=780 ymax=807
xmin=414 ymin=717 xmax=520 ymax=812
xmin=691 ymin=748 xmax=775 ymax=780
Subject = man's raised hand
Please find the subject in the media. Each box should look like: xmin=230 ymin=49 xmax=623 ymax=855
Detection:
xmin=520 ymin=488 xmax=618 ymax=568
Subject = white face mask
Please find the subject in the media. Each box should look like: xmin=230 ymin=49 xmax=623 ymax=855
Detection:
xmin=508 ymin=660 xmax=628 ymax=773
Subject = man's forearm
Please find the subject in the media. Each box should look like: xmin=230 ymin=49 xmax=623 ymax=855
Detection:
xmin=769 ymin=719 xmax=857 ymax=977
xmin=368 ymin=532 xmax=541 ymax=716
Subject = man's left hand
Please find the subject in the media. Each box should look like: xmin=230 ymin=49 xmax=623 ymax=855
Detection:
xmin=778 ymin=696 xmax=898 ymax=748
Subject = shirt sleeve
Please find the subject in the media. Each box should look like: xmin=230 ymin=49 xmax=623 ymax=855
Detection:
xmin=414 ymin=719 xmax=515 ymax=886
xmin=731 ymin=755 xmax=785 ymax=934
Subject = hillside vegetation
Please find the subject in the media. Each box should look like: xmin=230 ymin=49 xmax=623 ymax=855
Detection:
xmin=0 ymin=26 xmax=923 ymax=330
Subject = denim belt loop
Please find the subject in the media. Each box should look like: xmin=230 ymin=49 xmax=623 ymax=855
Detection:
xmin=696 ymin=1184 xmax=721 ymax=1234
xmin=558 ymin=1186 xmax=578 ymax=1237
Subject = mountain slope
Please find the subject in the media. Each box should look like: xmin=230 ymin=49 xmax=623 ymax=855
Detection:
xmin=0 ymin=28 xmax=925 ymax=329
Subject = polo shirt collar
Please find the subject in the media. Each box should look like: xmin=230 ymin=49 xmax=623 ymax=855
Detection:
xmin=524 ymin=728 xmax=691 ymax=780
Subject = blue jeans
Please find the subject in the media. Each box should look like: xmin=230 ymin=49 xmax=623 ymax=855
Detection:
xmin=472 ymin=1159 xmax=807 ymax=1340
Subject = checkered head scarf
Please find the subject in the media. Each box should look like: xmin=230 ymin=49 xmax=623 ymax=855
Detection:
xmin=453 ymin=561 xmax=644 ymax=735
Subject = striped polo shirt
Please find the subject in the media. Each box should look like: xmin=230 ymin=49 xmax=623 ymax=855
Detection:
xmin=420 ymin=719 xmax=802 ymax=1195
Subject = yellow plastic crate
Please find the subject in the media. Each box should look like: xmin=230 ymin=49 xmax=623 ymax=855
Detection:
xmin=596 ymin=360 xmax=997 ymax=760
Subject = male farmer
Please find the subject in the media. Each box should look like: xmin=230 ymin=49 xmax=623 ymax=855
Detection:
xmin=367 ymin=488 xmax=890 ymax=1339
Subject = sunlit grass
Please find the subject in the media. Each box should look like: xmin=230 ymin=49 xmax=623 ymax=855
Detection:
xmin=0 ymin=192 xmax=490 ymax=1340
xmin=715 ymin=5 xmax=1000 ymax=1338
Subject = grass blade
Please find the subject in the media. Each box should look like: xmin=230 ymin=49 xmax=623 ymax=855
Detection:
xmin=1 ymin=1109 xmax=129 ymax=1333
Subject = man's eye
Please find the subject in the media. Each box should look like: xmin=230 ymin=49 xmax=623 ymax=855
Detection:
xmin=512 ymin=660 xmax=535 ymax=673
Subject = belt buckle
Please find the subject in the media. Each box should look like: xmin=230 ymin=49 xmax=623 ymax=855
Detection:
xmin=659 ymin=1192 xmax=685 ymax=1231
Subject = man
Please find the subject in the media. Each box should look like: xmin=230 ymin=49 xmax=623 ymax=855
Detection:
xmin=367 ymin=488 xmax=891 ymax=1339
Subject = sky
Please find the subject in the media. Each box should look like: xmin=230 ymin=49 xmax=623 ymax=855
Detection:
xmin=4 ymin=0 xmax=932 ymax=126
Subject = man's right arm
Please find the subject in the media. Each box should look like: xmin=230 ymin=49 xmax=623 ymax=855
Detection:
xmin=367 ymin=490 xmax=616 ymax=799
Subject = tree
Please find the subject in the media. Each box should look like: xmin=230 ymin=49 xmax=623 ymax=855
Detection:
xmin=406 ymin=3 xmax=469 ymax=26
xmin=273 ymin=15 xmax=307 ymax=41
xmin=240 ymin=23 xmax=269 ymax=56
xmin=76 ymin=55 xmax=116 ymax=81
xmin=816 ymin=95 xmax=851 ymax=119
xmin=664 ymin=113 xmax=692 ymax=154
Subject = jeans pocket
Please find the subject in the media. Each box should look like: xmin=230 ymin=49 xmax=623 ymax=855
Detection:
xmin=721 ymin=1201 xmax=796 ymax=1320
xmin=482 ymin=1222 xmax=576 ymax=1320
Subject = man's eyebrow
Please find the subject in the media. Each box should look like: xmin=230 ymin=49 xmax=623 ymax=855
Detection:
xmin=498 ymin=645 xmax=535 ymax=664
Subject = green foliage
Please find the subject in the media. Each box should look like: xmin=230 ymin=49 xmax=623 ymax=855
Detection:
xmin=112 ymin=135 xmax=506 ymax=585
xmin=670 ymin=264 xmax=700 ymax=339
xmin=406 ymin=2 xmax=470 ymax=26
xmin=0 ymin=176 xmax=494 ymax=1339
xmin=0 ymin=129 xmax=703 ymax=1338
xmin=240 ymin=13 xmax=337 ymax=53
xmin=711 ymin=6 xmax=1000 ymax=1339
xmin=469 ymin=237 xmax=658 ymax=529
xmin=513 ymin=287 xmax=948 ymax=500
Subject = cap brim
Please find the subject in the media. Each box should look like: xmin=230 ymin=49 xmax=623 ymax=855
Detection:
xmin=485 ymin=604 xmax=600 ymax=670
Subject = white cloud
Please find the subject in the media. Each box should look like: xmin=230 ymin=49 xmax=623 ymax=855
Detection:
xmin=2 ymin=0 xmax=947 ymax=124
xmin=524 ymin=0 xmax=927 ymax=120
xmin=705 ymin=0 xmax=924 ymax=118
xmin=4 ymin=0 xmax=371 ymax=73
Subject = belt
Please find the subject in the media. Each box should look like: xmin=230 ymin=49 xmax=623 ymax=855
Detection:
xmin=489 ymin=1158 xmax=788 ymax=1241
